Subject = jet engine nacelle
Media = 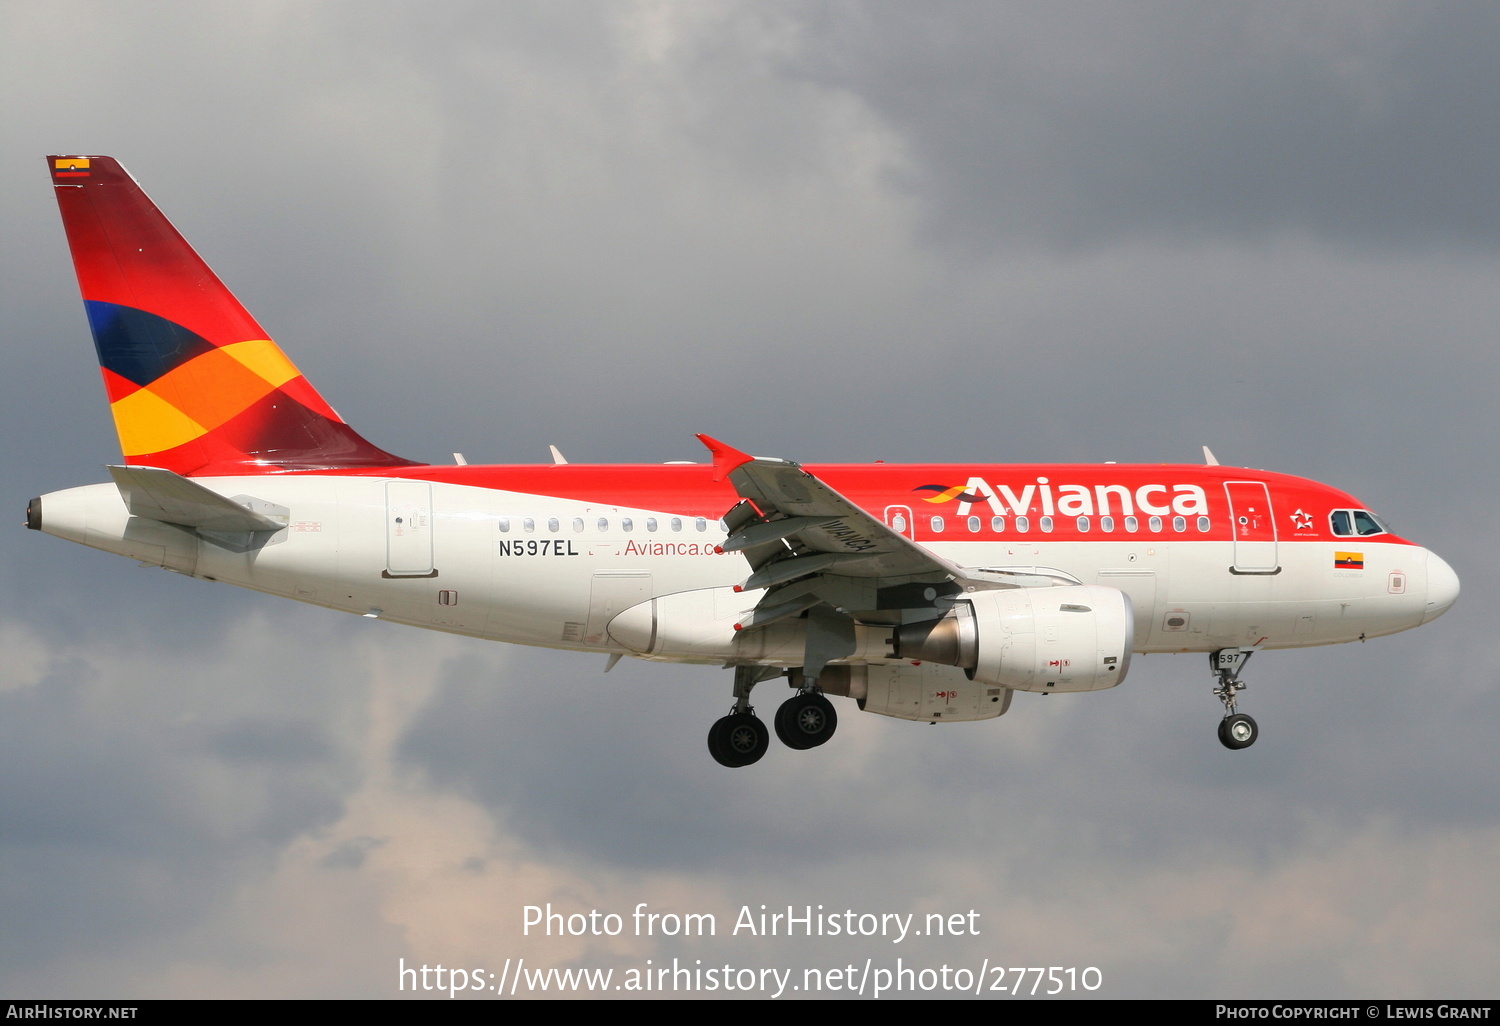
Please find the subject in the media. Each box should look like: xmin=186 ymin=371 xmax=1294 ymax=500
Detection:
xmin=893 ymin=584 xmax=1133 ymax=693
xmin=828 ymin=662 xmax=1014 ymax=723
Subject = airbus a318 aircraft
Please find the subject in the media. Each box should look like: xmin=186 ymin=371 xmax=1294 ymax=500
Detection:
xmin=29 ymin=155 xmax=1460 ymax=767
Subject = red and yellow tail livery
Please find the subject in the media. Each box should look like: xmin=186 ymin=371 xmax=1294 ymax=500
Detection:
xmin=48 ymin=155 xmax=411 ymax=476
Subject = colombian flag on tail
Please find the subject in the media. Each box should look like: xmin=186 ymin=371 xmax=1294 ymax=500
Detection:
xmin=47 ymin=155 xmax=413 ymax=476
xmin=52 ymin=156 xmax=91 ymax=178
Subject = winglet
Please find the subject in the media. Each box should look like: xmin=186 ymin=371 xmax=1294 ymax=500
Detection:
xmin=1202 ymin=445 xmax=1220 ymax=466
xmin=696 ymin=434 xmax=754 ymax=482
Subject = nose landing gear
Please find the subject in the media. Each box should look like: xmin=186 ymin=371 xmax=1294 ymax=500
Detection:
xmin=1211 ymin=648 xmax=1258 ymax=750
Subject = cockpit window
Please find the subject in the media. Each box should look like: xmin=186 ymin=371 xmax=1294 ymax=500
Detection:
xmin=1330 ymin=509 xmax=1389 ymax=537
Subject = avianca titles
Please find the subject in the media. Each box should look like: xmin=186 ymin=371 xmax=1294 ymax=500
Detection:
xmin=28 ymin=155 xmax=1460 ymax=767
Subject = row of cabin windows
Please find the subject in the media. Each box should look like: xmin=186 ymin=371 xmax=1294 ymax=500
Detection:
xmin=898 ymin=514 xmax=1213 ymax=535
xmin=496 ymin=511 xmax=1376 ymax=539
xmin=497 ymin=515 xmax=714 ymax=534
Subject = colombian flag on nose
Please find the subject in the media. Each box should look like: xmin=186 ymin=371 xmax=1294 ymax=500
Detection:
xmin=1334 ymin=552 xmax=1364 ymax=570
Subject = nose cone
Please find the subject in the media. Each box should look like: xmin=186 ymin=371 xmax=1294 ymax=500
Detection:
xmin=1424 ymin=550 xmax=1460 ymax=624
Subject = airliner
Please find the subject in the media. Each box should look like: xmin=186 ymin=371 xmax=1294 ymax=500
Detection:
xmin=28 ymin=155 xmax=1460 ymax=767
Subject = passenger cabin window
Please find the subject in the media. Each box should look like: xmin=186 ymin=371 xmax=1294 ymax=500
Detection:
xmin=967 ymin=516 xmax=981 ymax=533
xmin=930 ymin=516 xmax=945 ymax=533
xmin=1172 ymin=516 xmax=1186 ymax=533
xmin=547 ymin=517 xmax=558 ymax=532
xmin=671 ymin=517 xmax=683 ymax=532
xmin=524 ymin=518 xmax=536 ymax=532
xmin=1148 ymin=516 xmax=1163 ymax=532
xmin=1076 ymin=516 xmax=1090 ymax=532
xmin=1124 ymin=516 xmax=1138 ymax=533
xmin=498 ymin=517 xmax=510 ymax=532
xmin=621 ymin=517 xmax=633 ymax=532
xmin=572 ymin=518 xmax=584 ymax=532
xmin=1015 ymin=516 xmax=1030 ymax=533
xmin=1039 ymin=516 xmax=1054 ymax=533
xmin=597 ymin=517 xmax=609 ymax=532
xmin=1100 ymin=516 xmax=1114 ymax=533
xmin=646 ymin=518 xmax=658 ymax=532
xmin=695 ymin=517 xmax=708 ymax=532
xmin=991 ymin=516 xmax=1004 ymax=532
xmin=1197 ymin=516 xmax=1210 ymax=532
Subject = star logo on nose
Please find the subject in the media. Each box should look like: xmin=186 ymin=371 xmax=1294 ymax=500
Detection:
xmin=1289 ymin=508 xmax=1314 ymax=531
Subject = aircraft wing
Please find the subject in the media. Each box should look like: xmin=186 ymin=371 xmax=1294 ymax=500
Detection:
xmin=699 ymin=435 xmax=976 ymax=630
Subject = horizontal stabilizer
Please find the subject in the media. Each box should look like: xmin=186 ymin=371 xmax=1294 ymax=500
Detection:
xmin=108 ymin=465 xmax=285 ymax=532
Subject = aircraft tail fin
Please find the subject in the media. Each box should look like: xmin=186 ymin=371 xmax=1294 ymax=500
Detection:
xmin=47 ymin=155 xmax=414 ymax=476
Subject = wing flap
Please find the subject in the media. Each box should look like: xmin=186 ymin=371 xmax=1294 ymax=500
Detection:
xmin=723 ymin=456 xmax=965 ymax=583
xmin=741 ymin=551 xmax=877 ymax=592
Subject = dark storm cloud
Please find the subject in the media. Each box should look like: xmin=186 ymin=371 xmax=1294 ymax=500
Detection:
xmin=398 ymin=650 xmax=933 ymax=868
xmin=0 ymin=613 xmax=371 ymax=982
xmin=786 ymin=2 xmax=1500 ymax=253
xmin=320 ymin=836 xmax=385 ymax=870
xmin=206 ymin=717 xmax=336 ymax=766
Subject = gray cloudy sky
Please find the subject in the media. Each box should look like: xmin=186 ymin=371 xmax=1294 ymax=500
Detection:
xmin=2 ymin=1 xmax=1496 ymax=999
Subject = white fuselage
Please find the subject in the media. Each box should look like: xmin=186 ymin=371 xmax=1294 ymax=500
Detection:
xmin=37 ymin=474 xmax=1453 ymax=665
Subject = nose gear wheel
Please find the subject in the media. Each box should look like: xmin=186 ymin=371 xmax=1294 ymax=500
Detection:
xmin=1218 ymin=712 xmax=1257 ymax=749
xmin=1211 ymin=648 xmax=1260 ymax=750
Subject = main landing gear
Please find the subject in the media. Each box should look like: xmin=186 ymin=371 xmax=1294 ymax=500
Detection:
xmin=708 ymin=667 xmax=838 ymax=767
xmin=707 ymin=712 xmax=769 ymax=768
xmin=1211 ymin=648 xmax=1258 ymax=750
xmin=774 ymin=690 xmax=837 ymax=751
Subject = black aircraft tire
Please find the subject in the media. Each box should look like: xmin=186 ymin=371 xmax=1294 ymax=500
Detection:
xmin=775 ymin=693 xmax=838 ymax=750
xmin=1219 ymin=713 xmax=1258 ymax=751
xmin=709 ymin=713 xmax=769 ymax=767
